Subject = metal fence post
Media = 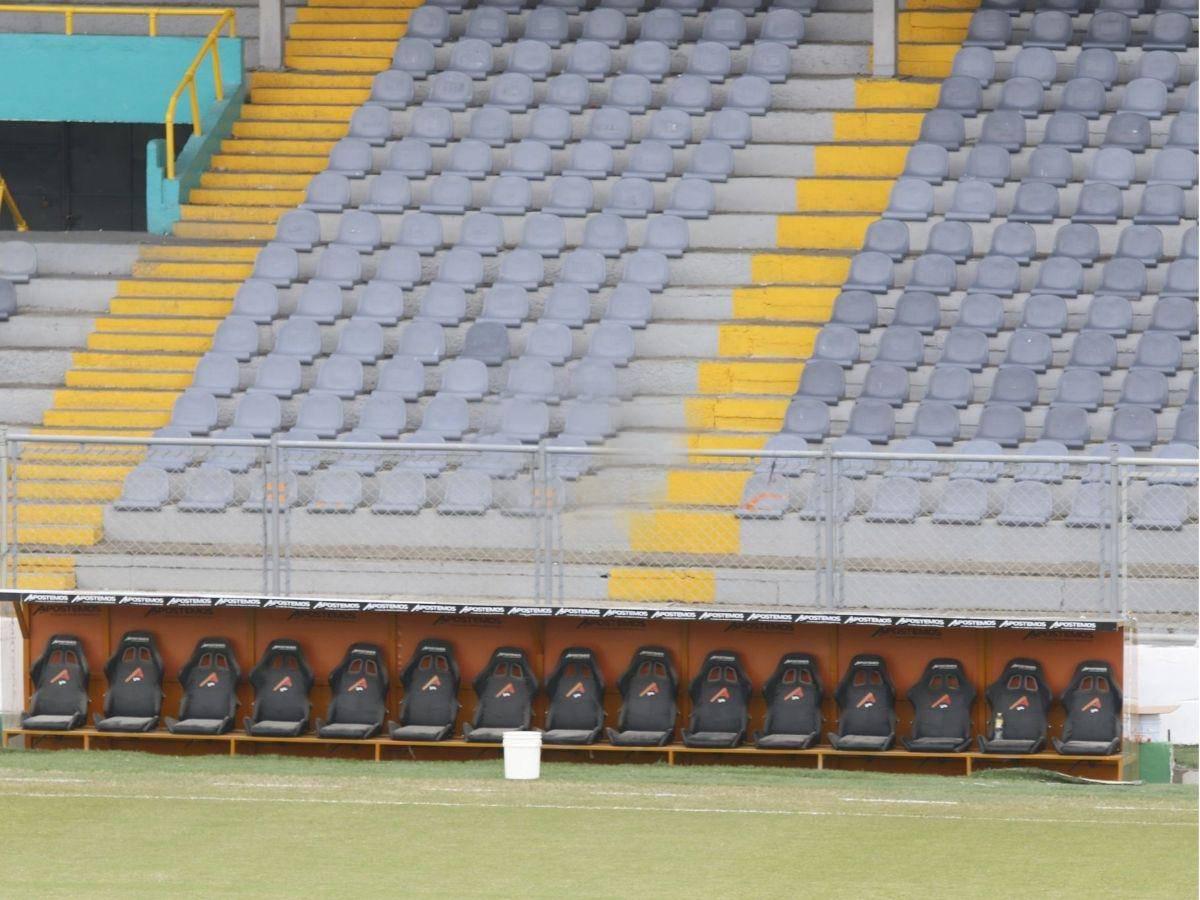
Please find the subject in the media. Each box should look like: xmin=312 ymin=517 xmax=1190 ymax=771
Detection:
xmin=1106 ymin=456 xmax=1121 ymax=616
xmin=269 ymin=434 xmax=282 ymax=596
xmin=823 ymin=447 xmax=837 ymax=608
xmin=0 ymin=429 xmax=8 ymax=590
xmin=537 ymin=445 xmax=554 ymax=605
xmin=1114 ymin=460 xmax=1129 ymax=618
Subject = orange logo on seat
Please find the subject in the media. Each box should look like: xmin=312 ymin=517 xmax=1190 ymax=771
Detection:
xmin=1081 ymin=697 xmax=1102 ymax=713
xmin=200 ymin=673 xmax=220 ymax=688
xmin=495 ymin=682 xmax=516 ymax=699
xmin=347 ymin=677 xmax=368 ymax=693
xmin=273 ymin=676 xmax=293 ymax=692
xmin=1009 ymin=695 xmax=1030 ymax=711
xmin=421 ymin=675 xmax=442 ymax=691
xmin=565 ymin=681 xmax=586 ymax=698
xmin=124 ymin=667 xmax=145 ymax=684
xmin=50 ymin=668 xmax=70 ymax=685
xmin=638 ymin=681 xmax=659 ymax=698
xmin=783 ymin=686 xmax=805 ymax=701
xmin=931 ymin=693 xmax=952 ymax=709
xmin=710 ymin=687 xmax=731 ymax=703
xmin=856 ymin=691 xmax=877 ymax=709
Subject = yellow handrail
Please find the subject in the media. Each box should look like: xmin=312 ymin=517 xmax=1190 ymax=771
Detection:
xmin=0 ymin=175 xmax=30 ymax=232
xmin=0 ymin=5 xmax=237 ymax=181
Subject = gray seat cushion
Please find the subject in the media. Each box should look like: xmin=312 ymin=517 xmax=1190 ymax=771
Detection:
xmin=827 ymin=733 xmax=892 ymax=751
xmin=755 ymin=732 xmax=818 ymax=750
xmin=318 ymin=722 xmax=379 ymax=740
xmin=20 ymin=714 xmax=83 ymax=730
xmin=462 ymin=725 xmax=520 ymax=743
xmin=168 ymin=718 xmax=230 ymax=735
xmin=682 ymin=730 xmax=742 ymax=748
xmin=95 ymin=715 xmax=158 ymax=733
xmin=389 ymin=724 xmax=453 ymax=742
xmin=246 ymin=719 xmax=306 ymax=738
xmin=606 ymin=728 xmax=672 ymax=747
xmin=542 ymin=728 xmax=600 ymax=745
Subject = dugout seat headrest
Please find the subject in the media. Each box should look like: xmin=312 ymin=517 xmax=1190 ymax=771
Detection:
xmin=543 ymin=646 xmax=605 ymax=745
xmin=22 ymin=634 xmax=90 ymax=731
xmin=318 ymin=642 xmax=389 ymax=740
xmin=755 ymin=652 xmax=823 ymax=750
xmin=827 ymin=653 xmax=896 ymax=751
xmin=94 ymin=630 xmax=164 ymax=733
xmin=166 ymin=637 xmax=241 ymax=735
xmin=606 ymin=645 xmax=679 ymax=747
xmin=902 ymin=657 xmax=975 ymax=753
xmin=462 ymin=646 xmax=538 ymax=743
xmin=978 ymin=657 xmax=1052 ymax=754
xmin=1053 ymin=660 xmax=1122 ymax=757
xmin=245 ymin=638 xmax=316 ymax=737
xmin=390 ymin=639 xmax=461 ymax=742
xmin=682 ymin=649 xmax=752 ymax=748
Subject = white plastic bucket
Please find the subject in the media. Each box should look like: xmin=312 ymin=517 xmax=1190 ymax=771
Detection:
xmin=502 ymin=730 xmax=543 ymax=780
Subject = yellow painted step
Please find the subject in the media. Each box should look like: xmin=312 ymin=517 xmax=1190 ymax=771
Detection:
xmin=179 ymin=205 xmax=286 ymax=224
xmin=17 ymin=444 xmax=145 ymax=463
xmin=9 ymin=524 xmax=102 ymax=547
xmin=116 ymin=280 xmax=238 ymax=299
xmin=607 ymin=567 xmax=715 ymax=603
xmin=905 ymin=0 xmax=979 ymax=8
xmin=138 ymin=245 xmax=260 ymax=262
xmin=212 ymin=154 xmax=327 ymax=174
xmin=284 ymin=54 xmax=390 ymax=73
xmin=731 ymin=287 xmax=838 ymax=321
xmin=109 ymin=299 xmax=233 ymax=318
xmin=189 ymin=188 xmax=305 ymax=207
xmin=15 ymin=570 xmax=77 ymax=589
xmin=72 ymin=352 xmax=200 ymax=372
xmin=898 ymin=11 xmax=972 ymax=42
xmin=250 ymin=87 xmax=370 ymax=105
xmin=666 ymin=470 xmax=752 ymax=507
xmin=53 ymin=390 xmax=179 ymax=411
xmin=85 ymin=333 xmax=211 ymax=353
xmin=832 ymin=112 xmax=924 ymax=142
xmin=685 ymin=397 xmax=789 ymax=432
xmin=854 ymin=79 xmax=940 ymax=109
xmin=42 ymin=408 xmax=171 ymax=429
xmin=750 ymin=254 xmax=851 ymax=285
xmin=16 ymin=504 xmax=104 ymax=526
xmin=18 ymin=482 xmax=122 ymax=502
xmin=285 ymin=39 xmax=397 ymax=58
xmin=173 ymin=222 xmax=275 ymax=241
xmin=232 ymin=120 xmax=349 ymax=139
xmin=813 ymin=145 xmax=910 ymax=177
xmin=93 ymin=318 xmax=221 ymax=336
xmin=897 ymin=44 xmax=959 ymax=78
xmin=297 ymin=7 xmax=412 ymax=22
xmin=776 ymin=214 xmax=875 ymax=251
xmin=687 ymin=433 xmax=769 ymax=453
xmin=239 ymin=104 xmax=357 ymax=122
xmin=219 ymin=138 xmax=336 ymax=156
xmin=132 ymin=260 xmax=253 ymax=279
xmin=200 ymin=171 xmax=314 ymax=190
xmin=65 ymin=369 xmax=195 ymax=389
xmin=718 ymin=324 xmax=819 ymax=358
xmin=697 ymin=361 xmax=804 ymax=396
xmin=249 ymin=72 xmax=374 ymax=89
xmin=628 ymin=511 xmax=740 ymax=555
xmin=310 ymin=0 xmax=422 ymax=9
xmin=17 ymin=463 xmax=131 ymax=482
xmin=795 ymin=178 xmax=892 ymax=213
xmin=289 ymin=22 xmax=405 ymax=39
xmin=22 ymin=428 xmax=154 ymax=440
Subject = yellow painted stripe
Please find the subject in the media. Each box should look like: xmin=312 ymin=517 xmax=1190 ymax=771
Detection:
xmin=854 ymin=79 xmax=940 ymax=109
xmin=283 ymin=54 xmax=389 ymax=73
xmin=42 ymin=408 xmax=171 ymax=429
xmin=685 ymin=397 xmax=789 ymax=432
xmin=116 ymin=280 xmax=239 ymax=299
xmin=18 ymin=483 xmax=123 ymax=501
xmin=732 ymin=287 xmax=838 ymax=322
xmin=109 ymin=299 xmax=233 ymax=318
xmin=795 ymin=178 xmax=892 ymax=213
xmin=86 ymin=333 xmax=211 ymax=353
xmin=697 ymin=361 xmax=805 ymax=396
xmin=93 ymin=318 xmax=219 ymax=336
xmin=289 ymin=22 xmax=406 ymax=39
xmin=239 ymin=104 xmax=357 ymax=122
xmin=53 ymin=390 xmax=180 ymax=410
xmin=905 ymin=0 xmax=979 ymax=8
xmin=607 ymin=568 xmax=716 ymax=603
xmin=776 ymin=215 xmax=875 ymax=251
xmin=296 ymin=7 xmax=412 ymax=22
xmin=250 ymin=87 xmax=371 ymax=105
xmin=138 ymin=245 xmax=260 ymax=262
xmin=285 ymin=39 xmax=398 ymax=57
xmin=249 ymin=72 xmax=375 ymax=89
xmin=897 ymin=11 xmax=972 ymax=42
xmin=898 ymin=58 xmax=957 ymax=79
xmin=666 ymin=470 xmax=752 ymax=506
xmin=200 ymin=172 xmax=315 ymax=190
xmin=310 ymin=0 xmax=423 ymax=7
xmin=212 ymin=154 xmax=328 ymax=173
xmin=813 ymin=145 xmax=910 ymax=177
xmin=179 ymin=204 xmax=286 ymax=223
xmin=628 ymin=511 xmax=740 ymax=555
xmin=65 ymin=369 xmax=195 ymax=389
xmin=219 ymin=138 xmax=336 ymax=155
xmin=72 ymin=352 xmax=200 ymax=372
xmin=132 ymin=261 xmax=254 ymax=279
xmin=718 ymin=324 xmax=818 ymax=359
xmin=16 ymin=504 xmax=105 ymax=526
xmin=232 ymin=120 xmax=349 ymax=139
xmin=189 ymin=188 xmax=305 ymax=207
xmin=687 ymin=434 xmax=769 ymax=453
xmin=750 ymin=254 xmax=850 ymax=286
xmin=17 ymin=464 xmax=132 ymax=482
xmin=9 ymin=525 xmax=101 ymax=546
xmin=832 ymin=112 xmax=924 ymax=142
xmin=173 ymin=222 xmax=276 ymax=241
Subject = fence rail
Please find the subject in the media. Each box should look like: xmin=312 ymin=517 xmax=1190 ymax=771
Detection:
xmin=1 ymin=432 xmax=1196 ymax=620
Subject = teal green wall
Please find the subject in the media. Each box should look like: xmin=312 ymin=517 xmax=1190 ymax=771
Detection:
xmin=0 ymin=34 xmax=243 ymax=124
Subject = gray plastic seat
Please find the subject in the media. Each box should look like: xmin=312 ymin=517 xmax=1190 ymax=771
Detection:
xmin=604 ymin=283 xmax=653 ymax=329
xmin=580 ymin=213 xmax=627 ymax=258
xmin=938 ymin=75 xmax=982 ymax=117
xmin=639 ymin=8 xmax=683 ymax=45
xmin=970 ymin=255 xmax=1021 ymax=297
xmin=481 ymin=175 xmax=531 ymax=216
xmin=1060 ymin=77 xmax=1107 ymax=120
xmin=918 ymin=110 xmax=965 ymax=150
xmin=114 ymin=463 xmax=171 ymax=511
xmin=192 ymin=351 xmax=240 ymax=398
xmin=864 ymin=219 xmax=910 ymax=262
xmin=1012 ymin=46 xmax=1057 ymax=88
xmin=1167 ymin=113 xmax=1199 ymax=151
xmin=894 ymin=291 xmax=941 ymax=334
xmin=958 ymin=292 xmax=1004 ymax=335
xmin=1097 ymin=257 xmax=1147 ymax=298
xmin=625 ymin=39 xmax=671 ymax=82
xmin=843 ymin=251 xmax=893 ymax=294
xmin=295 ymin=282 xmax=343 ymax=324
xmin=782 ymin=397 xmax=830 ymax=440
xmin=562 ymin=399 xmax=615 ymax=443
xmin=669 ymin=73 xmax=716 ymax=116
xmin=251 ymin=354 xmax=301 ymax=398
xmin=407 ymin=5 xmax=449 ymax=44
xmin=945 ymin=181 xmax=996 ymax=227
xmin=903 ymin=143 xmax=950 ymax=184
xmin=420 ymin=394 xmax=470 ymax=440
xmin=392 ymin=37 xmax=436 ymax=77
xmin=1068 ymin=331 xmax=1118 ymax=374
xmin=964 ymin=9 xmax=1011 ymax=48
xmin=229 ymin=391 xmax=282 ymax=437
xmin=457 ymin=211 xmax=504 ymax=257
xmin=1108 ymin=404 xmax=1157 ymax=449
xmin=1085 ymin=294 xmax=1133 ymax=336
xmin=587 ymin=321 xmax=635 ymax=367
xmin=1149 ymin=147 xmax=1199 ymax=188
xmin=1024 ymin=10 xmax=1071 ymax=49
xmin=702 ymin=8 xmax=748 ymax=46
xmin=439 ymin=358 xmax=489 ymax=401
xmin=212 ymin=315 xmax=259 ymax=361
xmin=885 ymin=438 xmax=940 ymax=482
xmin=755 ymin=433 xmax=811 ymax=478
xmin=944 ymin=438 xmax=1002 ymax=484
xmin=875 ymin=325 xmax=924 ymax=370
xmin=398 ymin=319 xmax=445 ymax=364
xmin=427 ymin=70 xmax=474 ymax=111
xmin=178 ymin=464 xmax=237 ymax=513
xmin=1052 ymin=367 xmax=1102 ymax=410
xmin=1073 ymin=182 xmax=1123 ymax=224
xmin=932 ymin=478 xmax=987 ymax=524
xmin=1133 ymin=332 xmax=1182 ymax=375
xmin=231 ymin=280 xmax=279 ymax=324
xmin=647 ymin=108 xmax=694 ymax=148
xmin=747 ymin=40 xmax=792 ymax=84
xmin=1131 ymin=485 xmax=1189 ymax=530
xmin=361 ymin=172 xmax=411 ymax=214
xmin=884 ymin=178 xmax=934 ymax=221
xmin=975 ymin=403 xmax=1026 ymax=447
xmin=567 ymin=40 xmax=613 ymax=81
xmin=507 ymin=357 xmax=559 ymax=403
xmin=371 ymin=471 xmax=426 ymax=515
xmin=420 ymin=174 xmax=472 ymax=214
xmin=979 ymin=110 xmax=1025 ymax=152
xmin=621 ymin=249 xmax=669 ymax=293
xmin=307 ymin=469 xmax=362 ymax=513
xmin=497 ymin=249 xmax=544 ymax=290
xmin=487 ymin=74 xmax=534 ymax=117
xmin=736 ymin=473 xmax=790 ymax=520
xmin=525 ymin=108 xmax=571 ymax=150
xmin=846 ymin=399 xmax=895 ymax=444
xmin=1018 ymin=294 xmax=1067 ymax=337
xmin=479 ymin=282 xmax=531 ymax=328
xmin=169 ymin=389 xmax=219 ymax=435
xmin=989 ymin=365 xmax=1038 ymax=410
xmin=1144 ymin=11 xmax=1191 ymax=51
xmin=334 ymin=209 xmax=381 ymax=252
xmin=644 ymin=215 xmax=689 ymax=258
xmin=272 ymin=317 xmax=321 ymax=364
xmin=1118 ymin=368 xmax=1169 ymax=412
xmin=1010 ymin=181 xmax=1059 ymax=223
xmin=542 ymin=176 xmax=592 ymax=218
xmin=910 ymin=400 xmax=961 ymax=445
xmin=1174 ymin=406 xmax=1199 ymax=445
xmin=962 ymin=144 xmax=1010 ymax=185
xmin=541 ymin=284 xmax=591 ymax=328
xmin=358 ymin=393 xmax=407 ymax=438
xmin=539 ymin=75 xmax=587 ymax=116
xmin=1002 ymin=329 xmax=1052 ymax=372
xmin=811 ymin=324 xmax=860 ymax=367
xmin=524 ymin=5 xmax=568 ymax=45
xmin=464 ymin=9 xmax=506 ymax=46
xmin=560 ymin=142 xmax=612 ymax=181
xmin=1160 ymin=260 xmax=1199 ymax=302
xmin=725 ymin=75 xmax=773 ymax=116
xmin=760 ymin=7 xmax=804 ymax=45
xmin=460 ymin=321 xmax=511 ymax=366
xmin=300 ymin=173 xmax=349 ymax=213
xmin=326 ymin=136 xmax=372 ymax=178
xmin=1041 ymin=405 xmax=1091 ymax=448
xmin=1104 ymin=112 xmax=1151 ymax=153
xmin=996 ymin=481 xmax=1052 ymax=526
xmin=373 ymin=248 xmax=421 ymax=290
xmin=445 ymin=140 xmax=493 ymax=181
xmin=314 ymin=245 xmax=362 ymax=288
xmin=608 ymin=74 xmax=653 ymax=114
xmin=999 ymin=76 xmax=1044 ymax=118
xmin=252 ymin=244 xmax=298 ymax=287
xmin=586 ymin=107 xmax=633 ymax=148
xmin=689 ymin=42 xmax=733 ymax=84
xmin=950 ymin=46 xmax=995 ymax=86
xmin=334 ymin=319 xmax=383 ymax=363
xmin=1047 ymin=227 xmax=1099 ymax=272
xmin=865 ymin=477 xmax=921 ymax=523
xmin=796 ymin=359 xmax=845 ymax=404
xmin=568 ymin=358 xmax=619 ymax=403
xmin=387 ymin=138 xmax=433 ymax=179
xmin=829 ymin=292 xmax=878 ymax=334
xmin=1074 ymin=48 xmax=1118 ymax=90
xmin=1043 ymin=112 xmax=1090 ymax=152
xmin=1121 ymin=78 xmax=1168 ymax=121
xmin=1149 ymin=444 xmax=1199 ymax=486
xmin=1027 ymin=146 xmax=1073 ymax=187
xmin=560 ymin=248 xmax=606 ymax=291
xmin=369 ymin=69 xmax=415 ymax=110
xmin=1135 ymin=184 xmax=1185 ymax=225
xmin=500 ymin=141 xmax=551 ymax=182
xmin=506 ymin=42 xmax=553 ymax=82
xmin=273 ymin=212 xmax=320 ymax=254
xmin=397 ymin=212 xmax=443 ymax=255
xmin=985 ymin=222 xmax=1032 ymax=265
xmin=1083 ymin=11 xmax=1131 ymax=49
xmin=500 ymin=398 xmax=550 ymax=442
xmin=626 ymin=141 xmax=675 ymax=182
xmin=605 ymin=177 xmax=656 ymax=218
xmin=295 ymin=393 xmax=344 ymax=438
xmin=939 ymin=327 xmax=989 ymax=372
xmin=376 ymin=356 xmax=426 ymax=401
xmin=349 ymin=104 xmax=392 ymax=145
xmin=909 ymin=253 xmax=957 ymax=295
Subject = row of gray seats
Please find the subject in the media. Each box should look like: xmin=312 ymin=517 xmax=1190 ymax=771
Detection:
xmin=953 ymin=44 xmax=1198 ymax=92
xmin=423 ymin=0 xmax=816 ymax=13
xmin=980 ymin=0 xmax=1195 ymax=15
xmin=965 ymin=8 xmax=1194 ymax=52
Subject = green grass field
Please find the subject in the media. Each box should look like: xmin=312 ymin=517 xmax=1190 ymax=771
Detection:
xmin=0 ymin=749 xmax=1195 ymax=898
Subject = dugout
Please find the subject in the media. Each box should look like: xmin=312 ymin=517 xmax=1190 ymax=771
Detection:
xmin=0 ymin=590 xmax=1135 ymax=780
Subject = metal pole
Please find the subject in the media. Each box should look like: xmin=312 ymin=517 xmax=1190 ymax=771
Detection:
xmin=538 ymin=446 xmax=553 ymax=605
xmin=1115 ymin=460 xmax=1128 ymax=618
xmin=873 ymin=0 xmax=898 ymax=78
xmin=269 ymin=435 xmax=282 ymax=596
xmin=0 ymin=429 xmax=9 ymax=590
xmin=823 ymin=448 xmax=836 ymax=608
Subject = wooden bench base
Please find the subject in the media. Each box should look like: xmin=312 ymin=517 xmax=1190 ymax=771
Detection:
xmin=1 ymin=727 xmax=1126 ymax=780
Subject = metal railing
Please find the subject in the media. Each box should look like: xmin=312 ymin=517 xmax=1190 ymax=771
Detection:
xmin=1 ymin=432 xmax=1196 ymax=621
xmin=0 ymin=5 xmax=236 ymax=180
xmin=0 ymin=174 xmax=28 ymax=232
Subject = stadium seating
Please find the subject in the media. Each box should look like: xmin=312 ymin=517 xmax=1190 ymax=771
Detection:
xmin=901 ymin=658 xmax=975 ymax=753
xmin=20 ymin=635 xmax=89 ymax=731
xmin=754 ymin=653 xmax=823 ymax=750
xmin=93 ymin=632 xmax=164 ymax=733
xmin=462 ymin=646 xmax=537 ymax=742
xmin=827 ymin=654 xmax=896 ymax=751
xmin=317 ymin=643 xmax=389 ymax=739
xmin=389 ymin=639 xmax=461 ymax=741
xmin=681 ymin=650 xmax=752 ymax=748
xmin=244 ymin=639 xmax=316 ymax=738
xmin=542 ymin=646 xmax=606 ymax=744
xmin=1052 ymin=659 xmax=1122 ymax=756
xmin=978 ymin=657 xmax=1052 ymax=754
xmin=606 ymin=645 xmax=680 ymax=747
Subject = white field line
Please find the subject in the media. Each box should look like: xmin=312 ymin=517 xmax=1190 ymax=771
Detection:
xmin=0 ymin=776 xmax=89 ymax=783
xmin=0 ymin=789 xmax=1194 ymax=828
xmin=841 ymin=797 xmax=958 ymax=805
xmin=1095 ymin=805 xmax=1196 ymax=812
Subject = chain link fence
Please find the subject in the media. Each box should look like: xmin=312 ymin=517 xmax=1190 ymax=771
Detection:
xmin=1 ymin=433 xmax=1196 ymax=621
